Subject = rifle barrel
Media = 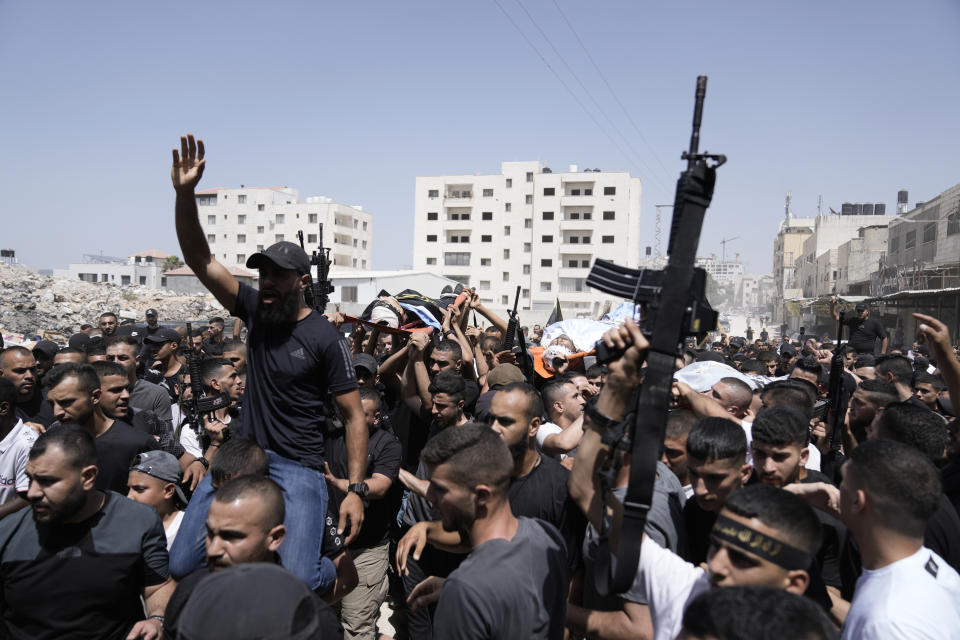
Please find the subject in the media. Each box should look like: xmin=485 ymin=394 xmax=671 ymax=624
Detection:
xmin=687 ymin=75 xmax=707 ymax=167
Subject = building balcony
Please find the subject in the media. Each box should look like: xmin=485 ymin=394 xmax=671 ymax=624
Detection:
xmin=559 ymin=218 xmax=596 ymax=231
xmin=560 ymin=196 xmax=596 ymax=208
xmin=557 ymin=265 xmax=590 ymax=278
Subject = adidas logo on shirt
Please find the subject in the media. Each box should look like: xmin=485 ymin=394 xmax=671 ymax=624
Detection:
xmin=290 ymin=347 xmax=306 ymax=360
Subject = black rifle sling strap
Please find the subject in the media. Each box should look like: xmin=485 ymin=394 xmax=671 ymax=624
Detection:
xmin=607 ymin=159 xmax=717 ymax=595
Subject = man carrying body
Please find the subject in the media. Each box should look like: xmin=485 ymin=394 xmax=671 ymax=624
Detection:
xmin=830 ymin=299 xmax=887 ymax=356
xmin=537 ymin=377 xmax=586 ymax=460
xmin=0 ymin=427 xmax=173 ymax=639
xmin=171 ymin=133 xmax=367 ymax=591
xmin=406 ymin=423 xmax=569 ymax=639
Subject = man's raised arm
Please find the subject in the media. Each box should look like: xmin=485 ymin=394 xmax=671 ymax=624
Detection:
xmin=172 ymin=133 xmax=239 ymax=312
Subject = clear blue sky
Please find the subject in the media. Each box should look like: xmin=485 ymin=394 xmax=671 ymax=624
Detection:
xmin=2 ymin=0 xmax=958 ymax=275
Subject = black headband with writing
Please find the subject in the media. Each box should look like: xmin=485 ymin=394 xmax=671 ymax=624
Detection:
xmin=711 ymin=514 xmax=812 ymax=571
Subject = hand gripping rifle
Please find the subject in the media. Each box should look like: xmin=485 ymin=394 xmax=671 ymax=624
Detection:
xmin=822 ymin=311 xmax=850 ymax=477
xmin=584 ymin=76 xmax=725 ymax=595
xmin=502 ymin=285 xmax=534 ymax=381
xmin=180 ymin=322 xmax=232 ymax=449
xmin=297 ymin=224 xmax=335 ymax=313
xmin=502 ymin=285 xmax=521 ymax=352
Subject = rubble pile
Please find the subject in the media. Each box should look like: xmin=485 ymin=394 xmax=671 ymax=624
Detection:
xmin=0 ymin=263 xmax=226 ymax=342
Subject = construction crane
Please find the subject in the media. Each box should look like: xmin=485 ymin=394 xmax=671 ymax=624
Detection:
xmin=720 ymin=236 xmax=740 ymax=262
xmin=654 ymin=204 xmax=673 ymax=260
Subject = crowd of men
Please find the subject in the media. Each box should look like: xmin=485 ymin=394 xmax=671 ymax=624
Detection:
xmin=0 ymin=134 xmax=956 ymax=639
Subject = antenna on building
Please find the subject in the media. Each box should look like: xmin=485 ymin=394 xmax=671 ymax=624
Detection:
xmin=818 ymin=195 xmax=823 ymax=217
xmin=785 ymin=191 xmax=792 ymax=222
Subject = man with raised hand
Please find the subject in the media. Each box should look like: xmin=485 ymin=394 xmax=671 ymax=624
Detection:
xmin=169 ymin=133 xmax=367 ymax=592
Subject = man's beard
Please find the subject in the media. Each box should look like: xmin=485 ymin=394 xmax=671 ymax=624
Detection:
xmin=507 ymin=437 xmax=528 ymax=462
xmin=61 ymin=405 xmax=95 ymax=427
xmin=31 ymin=482 xmax=87 ymax=524
xmin=256 ymin=289 xmax=300 ymax=325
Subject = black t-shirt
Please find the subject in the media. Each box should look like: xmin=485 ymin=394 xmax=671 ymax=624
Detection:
xmin=681 ymin=499 xmax=717 ymax=565
xmin=50 ymin=421 xmax=160 ymax=494
xmin=327 ymin=427 xmax=403 ymax=549
xmin=507 ymin=454 xmax=586 ymax=572
xmin=0 ymin=492 xmax=168 ymax=640
xmin=844 ymin=316 xmax=887 ymax=353
xmin=120 ymin=408 xmax=185 ymax=459
xmin=14 ymin=389 xmax=54 ymax=428
xmin=234 ymin=283 xmax=358 ymax=469
xmin=164 ymin=565 xmax=343 ymax=640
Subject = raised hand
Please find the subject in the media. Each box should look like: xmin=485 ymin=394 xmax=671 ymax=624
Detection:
xmin=171 ymin=133 xmax=206 ymax=192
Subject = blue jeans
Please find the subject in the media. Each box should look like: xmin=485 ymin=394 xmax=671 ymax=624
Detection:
xmin=167 ymin=451 xmax=336 ymax=592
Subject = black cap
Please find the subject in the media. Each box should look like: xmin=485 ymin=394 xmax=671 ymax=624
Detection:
xmin=246 ymin=241 xmax=310 ymax=274
xmin=145 ymin=308 xmax=158 ymax=317
xmin=145 ymin=327 xmax=182 ymax=344
xmin=352 ymin=353 xmax=378 ymax=376
xmin=855 ymin=302 xmax=869 ymax=312
xmin=32 ymin=340 xmax=59 ymax=359
xmin=68 ymin=332 xmax=91 ymax=352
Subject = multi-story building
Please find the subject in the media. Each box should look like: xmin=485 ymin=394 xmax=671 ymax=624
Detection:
xmin=836 ymin=225 xmax=889 ymax=295
xmin=772 ymin=216 xmax=815 ymax=326
xmin=695 ymin=254 xmax=744 ymax=286
xmin=195 ymin=186 xmax=372 ymax=272
xmin=412 ymin=162 xmax=642 ymax=320
xmin=53 ymin=250 xmax=172 ymax=288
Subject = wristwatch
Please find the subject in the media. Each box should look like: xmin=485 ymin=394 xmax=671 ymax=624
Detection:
xmin=348 ymin=482 xmax=370 ymax=498
xmin=193 ymin=456 xmax=210 ymax=470
xmin=584 ymin=401 xmax=621 ymax=432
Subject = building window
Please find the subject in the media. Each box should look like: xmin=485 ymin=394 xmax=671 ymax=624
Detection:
xmin=447 ymin=212 xmax=471 ymax=221
xmin=207 ymin=215 xmax=216 ymax=225
xmin=426 ymin=257 xmax=436 ymax=265
xmin=237 ymin=234 xmax=246 ymax=243
xmin=923 ymin=222 xmax=937 ymax=244
xmin=257 ymin=245 xmax=264 ymax=252
xmin=237 ymin=254 xmax=246 ymax=263
xmin=341 ymin=286 xmax=358 ymax=303
xmin=543 ymin=187 xmax=555 ymax=196
xmin=445 ymin=252 xmax=471 ymax=266
xmin=526 ymin=172 xmax=533 ymax=183
xmin=523 ymin=264 xmax=530 ymax=275
xmin=353 ymin=258 xmax=358 ymax=267
xmin=602 ymin=235 xmax=614 ymax=243
xmin=307 ymin=234 xmax=317 ymax=243
xmin=481 ymin=258 xmax=491 ymax=266
xmin=353 ymin=239 xmax=358 ymax=247
xmin=479 ymin=280 xmax=491 ymax=290
xmin=482 ymin=188 xmax=493 ymax=197
xmin=427 ymin=235 xmax=437 ymax=242
xmin=482 ymin=235 xmax=492 ymax=242
xmin=449 ymin=234 xmax=470 ymax=243
xmin=948 ymin=211 xmax=960 ymax=236
xmin=258 ymin=204 xmax=265 ymax=211
xmin=542 ymin=211 xmax=554 ymax=220
xmin=541 ymin=258 xmax=552 ymax=267
xmin=506 ymin=178 xmax=513 ymax=188
xmin=905 ymin=230 xmax=916 ymax=250
xmin=238 ymin=215 xmax=247 ymax=224
xmin=604 ymin=186 xmax=616 ymax=195
xmin=505 ymin=203 xmax=512 ymax=212
xmin=570 ymin=212 xmax=580 ymax=220
xmin=524 ymin=218 xmax=531 ymax=229
xmin=257 ymin=226 xmax=264 ymax=234
xmin=363 ymin=221 xmax=368 ymax=231
xmin=196 ymin=194 xmax=217 ymax=206
xmin=362 ymin=240 xmax=367 ymax=249
xmin=120 ymin=275 xmax=131 ymax=285
xmin=540 ymin=281 xmax=552 ymax=292
xmin=603 ymin=211 xmax=615 ymax=220
xmin=569 ymin=236 xmax=579 ymax=244
xmin=502 ymin=271 xmax=509 ymax=281
xmin=582 ymin=235 xmax=591 ymax=244
xmin=583 ymin=212 xmax=592 ymax=220
xmin=542 ymin=235 xmax=553 ymax=243
xmin=275 ymin=234 xmax=284 ymax=242
xmin=524 ymin=242 xmax=531 ymax=253
xmin=238 ymin=195 xmax=246 ymax=204
xmin=503 ymin=249 xmax=510 ymax=259
xmin=522 ymin=288 xmax=530 ymax=298
xmin=139 ymin=276 xmax=147 ymax=285
xmin=427 ymin=212 xmax=438 ymax=220
xmin=428 ymin=189 xmax=439 ymax=198
xmin=504 ymin=226 xmax=511 ymax=236
xmin=276 ymin=214 xmax=285 ymax=224
xmin=502 ymin=295 xmax=509 ymax=305
xmin=308 ymin=214 xmax=317 ymax=223
xmin=568 ymin=260 xmax=578 ymax=268
xmin=207 ymin=234 xmax=216 ymax=244
xmin=482 ymin=211 xmax=493 ymax=220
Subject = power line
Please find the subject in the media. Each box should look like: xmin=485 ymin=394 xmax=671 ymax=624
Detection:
xmin=488 ymin=0 xmax=641 ymax=178
xmin=549 ymin=0 xmax=675 ymax=183
xmin=510 ymin=0 xmax=671 ymax=192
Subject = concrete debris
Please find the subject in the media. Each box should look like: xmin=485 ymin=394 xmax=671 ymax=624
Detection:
xmin=0 ymin=263 xmax=226 ymax=343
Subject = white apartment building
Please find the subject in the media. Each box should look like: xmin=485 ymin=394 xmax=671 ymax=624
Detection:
xmin=412 ymin=161 xmax=642 ymax=320
xmin=695 ymin=254 xmax=745 ymax=286
xmin=53 ymin=250 xmax=171 ymax=288
xmin=195 ymin=186 xmax=372 ymax=272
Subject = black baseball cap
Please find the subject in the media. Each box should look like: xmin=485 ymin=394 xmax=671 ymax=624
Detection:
xmin=32 ymin=340 xmax=60 ymax=359
xmin=145 ymin=308 xmax=158 ymax=317
xmin=144 ymin=327 xmax=182 ymax=344
xmin=246 ymin=241 xmax=310 ymax=274
xmin=352 ymin=353 xmax=378 ymax=376
xmin=855 ymin=302 xmax=869 ymax=311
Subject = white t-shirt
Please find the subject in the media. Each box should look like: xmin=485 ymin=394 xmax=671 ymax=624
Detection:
xmin=842 ymin=547 xmax=960 ymax=639
xmin=631 ymin=536 xmax=709 ymax=640
xmin=164 ymin=510 xmax=186 ymax=551
xmin=741 ymin=420 xmax=821 ymax=471
xmin=0 ymin=420 xmax=38 ymax=505
xmin=535 ymin=421 xmax=577 ymax=459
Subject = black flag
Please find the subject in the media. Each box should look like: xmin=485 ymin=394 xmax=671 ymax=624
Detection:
xmin=546 ymin=298 xmax=563 ymax=326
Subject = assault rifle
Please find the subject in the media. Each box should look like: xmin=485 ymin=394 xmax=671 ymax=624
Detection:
xmin=297 ymin=225 xmax=334 ymax=313
xmin=503 ymin=285 xmax=521 ymax=352
xmin=500 ymin=285 xmax=534 ymax=381
xmin=585 ymin=76 xmax=724 ymax=595
xmin=820 ymin=310 xmax=851 ymax=480
xmin=180 ymin=322 xmax=231 ymax=449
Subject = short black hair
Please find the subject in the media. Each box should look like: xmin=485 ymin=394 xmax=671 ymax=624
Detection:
xmin=791 ymin=357 xmax=823 ymax=382
xmin=739 ymin=359 xmax=765 ymax=374
xmin=585 ymin=364 xmax=606 ymax=378
xmin=209 ymin=437 xmax=269 ymax=487
xmin=421 ymin=422 xmax=513 ymax=495
xmin=104 ymin=335 xmax=140 ymax=351
xmin=91 ymin=360 xmax=128 ymax=381
xmin=200 ymin=358 xmax=234 ymax=389
xmin=875 ymin=355 xmax=913 ymax=385
xmin=682 ymin=586 xmax=836 ymax=640
xmin=854 ymin=354 xmax=876 ymax=368
xmin=86 ymin=344 xmax=107 ymax=356
xmin=209 ymin=317 xmax=225 ymax=325
xmin=30 ymin=425 xmax=98 ymax=470
xmin=760 ymin=379 xmax=816 ymax=416
xmin=433 ymin=339 xmax=463 ymax=361
xmin=222 ymin=340 xmax=246 ymax=354
xmin=857 ymin=379 xmax=898 ymax=408
xmin=913 ymin=372 xmax=945 ymax=392
xmin=875 ymin=402 xmax=948 ymax=463
xmin=751 ymin=405 xmax=810 ymax=448
xmin=0 ymin=378 xmax=17 ymax=410
xmin=498 ymin=381 xmax=543 ymax=424
xmin=757 ymin=351 xmax=777 ymax=363
xmin=666 ymin=409 xmax=698 ymax=439
xmin=43 ymin=363 xmax=100 ymax=394
xmin=724 ymin=484 xmax=823 ymax=555
xmin=80 ymin=323 xmax=94 ymax=331
xmin=214 ymin=475 xmax=285 ymax=529
xmin=717 ymin=377 xmax=753 ymax=411
xmin=358 ymin=386 xmax=381 ymax=411
xmin=480 ymin=336 xmax=502 ymax=353
xmin=57 ymin=347 xmax=86 ymax=357
xmin=99 ymin=312 xmax=117 ymax=320
xmin=686 ymin=417 xmax=746 ymax=464
xmin=541 ymin=378 xmax=575 ymax=414
xmin=428 ymin=370 xmax=466 ymax=403
xmin=847 ymin=439 xmax=941 ymax=537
